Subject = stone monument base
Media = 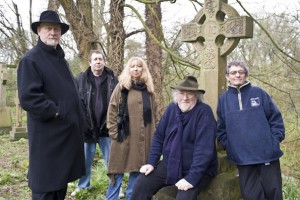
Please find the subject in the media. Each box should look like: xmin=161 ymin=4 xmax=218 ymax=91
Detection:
xmin=153 ymin=152 xmax=242 ymax=200
xmin=153 ymin=170 xmax=241 ymax=200
xmin=0 ymin=107 xmax=12 ymax=135
xmin=0 ymin=127 xmax=11 ymax=135
xmin=9 ymin=126 xmax=28 ymax=141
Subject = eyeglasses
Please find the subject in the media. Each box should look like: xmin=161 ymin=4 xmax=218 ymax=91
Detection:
xmin=178 ymin=91 xmax=195 ymax=99
xmin=228 ymin=70 xmax=246 ymax=75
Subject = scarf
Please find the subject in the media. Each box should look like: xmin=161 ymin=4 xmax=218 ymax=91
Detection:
xmin=165 ymin=104 xmax=194 ymax=184
xmin=117 ymin=82 xmax=152 ymax=142
xmin=131 ymin=82 xmax=152 ymax=126
xmin=117 ymin=88 xmax=129 ymax=142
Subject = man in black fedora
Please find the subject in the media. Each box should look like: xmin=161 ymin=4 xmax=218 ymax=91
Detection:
xmin=17 ymin=10 xmax=85 ymax=199
xmin=131 ymin=75 xmax=218 ymax=200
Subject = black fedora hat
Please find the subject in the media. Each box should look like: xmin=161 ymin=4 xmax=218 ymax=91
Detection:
xmin=31 ymin=10 xmax=69 ymax=35
xmin=171 ymin=75 xmax=205 ymax=94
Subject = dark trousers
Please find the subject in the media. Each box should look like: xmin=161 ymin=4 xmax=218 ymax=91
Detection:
xmin=237 ymin=159 xmax=283 ymax=200
xmin=32 ymin=187 xmax=67 ymax=200
xmin=131 ymin=161 xmax=212 ymax=200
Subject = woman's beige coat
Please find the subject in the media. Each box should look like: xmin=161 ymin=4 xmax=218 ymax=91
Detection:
xmin=107 ymin=83 xmax=156 ymax=182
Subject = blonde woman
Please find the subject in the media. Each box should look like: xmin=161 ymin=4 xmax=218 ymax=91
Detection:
xmin=106 ymin=56 xmax=156 ymax=200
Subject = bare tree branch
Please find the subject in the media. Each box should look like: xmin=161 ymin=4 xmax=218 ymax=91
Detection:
xmin=236 ymin=0 xmax=300 ymax=64
xmin=125 ymin=3 xmax=200 ymax=70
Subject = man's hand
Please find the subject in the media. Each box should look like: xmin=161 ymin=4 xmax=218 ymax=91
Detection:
xmin=139 ymin=164 xmax=154 ymax=176
xmin=175 ymin=178 xmax=193 ymax=191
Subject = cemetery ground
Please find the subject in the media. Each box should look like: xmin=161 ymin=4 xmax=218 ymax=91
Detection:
xmin=0 ymin=134 xmax=110 ymax=200
xmin=0 ymin=132 xmax=299 ymax=200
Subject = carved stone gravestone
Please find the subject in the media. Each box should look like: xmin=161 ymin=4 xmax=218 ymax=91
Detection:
xmin=181 ymin=0 xmax=253 ymax=114
xmin=10 ymin=91 xmax=28 ymax=141
xmin=0 ymin=63 xmax=12 ymax=135
xmin=154 ymin=0 xmax=253 ymax=199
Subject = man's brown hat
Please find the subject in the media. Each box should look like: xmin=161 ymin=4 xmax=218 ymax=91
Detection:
xmin=171 ymin=75 xmax=205 ymax=94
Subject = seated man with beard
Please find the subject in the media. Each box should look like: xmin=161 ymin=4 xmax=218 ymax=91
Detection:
xmin=131 ymin=75 xmax=218 ymax=200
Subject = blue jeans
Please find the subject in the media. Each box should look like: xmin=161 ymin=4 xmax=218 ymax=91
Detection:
xmin=106 ymin=172 xmax=139 ymax=200
xmin=77 ymin=137 xmax=111 ymax=189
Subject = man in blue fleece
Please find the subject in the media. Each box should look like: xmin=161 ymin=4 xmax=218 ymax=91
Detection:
xmin=217 ymin=61 xmax=285 ymax=200
xmin=131 ymin=75 xmax=218 ymax=200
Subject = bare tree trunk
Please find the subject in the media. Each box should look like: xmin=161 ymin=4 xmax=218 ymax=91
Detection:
xmin=48 ymin=0 xmax=60 ymax=10
xmin=107 ymin=0 xmax=125 ymax=75
xmin=94 ymin=0 xmax=106 ymax=44
xmin=145 ymin=3 xmax=164 ymax=119
xmin=59 ymin=0 xmax=100 ymax=69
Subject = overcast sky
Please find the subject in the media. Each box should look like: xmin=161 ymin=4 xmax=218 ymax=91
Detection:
xmin=3 ymin=0 xmax=300 ymax=22
xmin=161 ymin=0 xmax=300 ymax=24
xmin=1 ymin=0 xmax=299 ymax=36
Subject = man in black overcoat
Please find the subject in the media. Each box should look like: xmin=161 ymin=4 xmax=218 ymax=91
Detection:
xmin=17 ymin=10 xmax=85 ymax=199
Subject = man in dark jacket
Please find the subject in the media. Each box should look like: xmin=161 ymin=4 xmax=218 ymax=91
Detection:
xmin=131 ymin=76 xmax=217 ymax=200
xmin=71 ymin=50 xmax=118 ymax=196
xmin=17 ymin=10 xmax=85 ymax=199
xmin=217 ymin=61 xmax=285 ymax=200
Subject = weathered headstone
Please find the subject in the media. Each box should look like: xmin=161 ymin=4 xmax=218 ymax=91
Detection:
xmin=10 ymin=91 xmax=28 ymax=141
xmin=0 ymin=63 xmax=12 ymax=135
xmin=154 ymin=0 xmax=253 ymax=199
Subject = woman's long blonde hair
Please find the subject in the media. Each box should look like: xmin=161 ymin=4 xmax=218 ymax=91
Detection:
xmin=118 ymin=56 xmax=155 ymax=93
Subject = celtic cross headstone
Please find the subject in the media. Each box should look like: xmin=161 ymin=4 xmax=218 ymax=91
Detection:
xmin=181 ymin=0 xmax=253 ymax=114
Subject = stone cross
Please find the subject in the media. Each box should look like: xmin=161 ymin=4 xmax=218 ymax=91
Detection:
xmin=9 ymin=90 xmax=28 ymax=141
xmin=181 ymin=0 xmax=253 ymax=114
xmin=14 ymin=91 xmax=23 ymax=127
xmin=0 ymin=63 xmax=8 ymax=107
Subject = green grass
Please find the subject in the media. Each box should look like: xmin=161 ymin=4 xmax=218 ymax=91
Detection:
xmin=67 ymin=159 xmax=110 ymax=199
xmin=0 ymin=136 xmax=30 ymax=199
xmin=0 ymin=131 xmax=299 ymax=199
xmin=280 ymin=122 xmax=300 ymax=200
xmin=283 ymin=176 xmax=300 ymax=200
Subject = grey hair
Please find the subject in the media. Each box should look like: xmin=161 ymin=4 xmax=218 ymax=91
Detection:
xmin=171 ymin=89 xmax=203 ymax=103
xmin=226 ymin=61 xmax=249 ymax=76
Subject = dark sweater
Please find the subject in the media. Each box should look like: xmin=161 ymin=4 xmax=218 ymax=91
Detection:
xmin=75 ymin=67 xmax=117 ymax=142
xmin=148 ymin=102 xmax=218 ymax=186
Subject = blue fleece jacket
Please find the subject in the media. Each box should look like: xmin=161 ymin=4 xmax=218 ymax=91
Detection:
xmin=217 ymin=82 xmax=285 ymax=165
xmin=148 ymin=101 xmax=218 ymax=187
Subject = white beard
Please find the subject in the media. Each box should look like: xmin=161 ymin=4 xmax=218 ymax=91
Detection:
xmin=178 ymin=103 xmax=194 ymax=113
xmin=46 ymin=39 xmax=59 ymax=47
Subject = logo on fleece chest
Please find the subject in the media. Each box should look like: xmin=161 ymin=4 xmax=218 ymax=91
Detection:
xmin=250 ymin=97 xmax=260 ymax=107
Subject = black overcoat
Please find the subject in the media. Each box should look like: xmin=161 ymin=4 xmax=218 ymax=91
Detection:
xmin=17 ymin=38 xmax=85 ymax=193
